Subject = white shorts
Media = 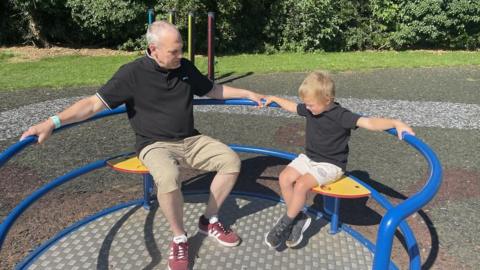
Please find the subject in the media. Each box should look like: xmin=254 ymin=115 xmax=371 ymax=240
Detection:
xmin=288 ymin=154 xmax=344 ymax=185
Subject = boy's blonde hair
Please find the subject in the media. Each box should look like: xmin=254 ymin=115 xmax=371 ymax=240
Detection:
xmin=298 ymin=71 xmax=335 ymax=102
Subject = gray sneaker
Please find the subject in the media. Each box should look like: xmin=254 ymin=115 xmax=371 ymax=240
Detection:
xmin=286 ymin=212 xmax=312 ymax=248
xmin=264 ymin=216 xmax=293 ymax=248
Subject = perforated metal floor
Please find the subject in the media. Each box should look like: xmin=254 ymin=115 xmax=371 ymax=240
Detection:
xmin=26 ymin=194 xmax=372 ymax=270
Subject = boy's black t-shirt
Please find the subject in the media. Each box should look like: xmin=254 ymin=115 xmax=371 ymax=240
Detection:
xmin=97 ymin=55 xmax=213 ymax=154
xmin=297 ymin=102 xmax=361 ymax=171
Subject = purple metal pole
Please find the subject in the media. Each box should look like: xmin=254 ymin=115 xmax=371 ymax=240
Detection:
xmin=207 ymin=12 xmax=215 ymax=81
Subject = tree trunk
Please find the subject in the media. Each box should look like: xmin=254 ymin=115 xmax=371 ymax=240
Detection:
xmin=26 ymin=11 xmax=50 ymax=48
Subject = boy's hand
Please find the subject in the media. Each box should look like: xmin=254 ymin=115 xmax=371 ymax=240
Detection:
xmin=263 ymin=96 xmax=277 ymax=107
xmin=264 ymin=95 xmax=297 ymax=112
xmin=395 ymin=121 xmax=415 ymax=140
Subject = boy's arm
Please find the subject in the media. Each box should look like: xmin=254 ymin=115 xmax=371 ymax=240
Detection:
xmin=264 ymin=96 xmax=297 ymax=113
xmin=356 ymin=117 xmax=415 ymax=140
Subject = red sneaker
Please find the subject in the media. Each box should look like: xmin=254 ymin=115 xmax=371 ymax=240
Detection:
xmin=198 ymin=215 xmax=241 ymax=247
xmin=167 ymin=241 xmax=189 ymax=270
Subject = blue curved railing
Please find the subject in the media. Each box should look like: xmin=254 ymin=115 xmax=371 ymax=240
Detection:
xmin=0 ymin=99 xmax=442 ymax=270
xmin=373 ymin=129 xmax=442 ymax=269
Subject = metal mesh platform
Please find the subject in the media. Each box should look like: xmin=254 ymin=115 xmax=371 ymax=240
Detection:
xmin=26 ymin=194 xmax=373 ymax=270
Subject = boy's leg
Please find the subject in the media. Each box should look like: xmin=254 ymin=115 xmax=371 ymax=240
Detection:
xmin=286 ymin=162 xmax=343 ymax=248
xmin=286 ymin=174 xmax=317 ymax=218
xmin=279 ymin=166 xmax=302 ymax=207
xmin=265 ymin=175 xmax=316 ymax=249
xmin=282 ymin=174 xmax=316 ymax=248
xmin=265 ymin=155 xmax=310 ymax=248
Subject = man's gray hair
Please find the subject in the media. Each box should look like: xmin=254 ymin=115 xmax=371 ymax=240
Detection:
xmin=146 ymin=21 xmax=179 ymax=46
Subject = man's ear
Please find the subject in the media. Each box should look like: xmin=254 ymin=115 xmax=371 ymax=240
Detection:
xmin=148 ymin=43 xmax=156 ymax=53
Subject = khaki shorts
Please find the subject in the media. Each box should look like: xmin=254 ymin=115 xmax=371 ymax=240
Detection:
xmin=288 ymin=154 xmax=344 ymax=185
xmin=139 ymin=135 xmax=241 ymax=194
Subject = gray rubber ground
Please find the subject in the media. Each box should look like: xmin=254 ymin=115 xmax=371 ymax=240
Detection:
xmin=1 ymin=67 xmax=479 ymax=269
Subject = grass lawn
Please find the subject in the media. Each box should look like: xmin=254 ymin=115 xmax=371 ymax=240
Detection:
xmin=1 ymin=50 xmax=479 ymax=90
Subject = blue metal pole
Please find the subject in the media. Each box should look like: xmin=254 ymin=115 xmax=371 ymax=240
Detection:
xmin=0 ymin=160 xmax=107 ymax=250
xmin=372 ymin=130 xmax=442 ymax=269
xmin=325 ymin=197 xmax=341 ymax=234
xmin=228 ymin=144 xmax=296 ymax=160
xmin=142 ymin=174 xmax=154 ymax=210
xmin=148 ymin=8 xmax=155 ymax=25
xmin=352 ymin=175 xmax=421 ymax=270
xmin=0 ymin=136 xmax=37 ymax=167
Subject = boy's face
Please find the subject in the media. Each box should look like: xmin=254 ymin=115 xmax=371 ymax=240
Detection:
xmin=302 ymin=94 xmax=331 ymax=115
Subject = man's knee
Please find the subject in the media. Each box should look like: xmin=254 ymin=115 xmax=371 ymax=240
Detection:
xmin=218 ymin=152 xmax=241 ymax=174
xmin=151 ymin=166 xmax=180 ymax=194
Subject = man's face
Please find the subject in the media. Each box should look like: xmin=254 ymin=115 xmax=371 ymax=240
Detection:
xmin=302 ymin=94 xmax=331 ymax=115
xmin=149 ymin=31 xmax=183 ymax=69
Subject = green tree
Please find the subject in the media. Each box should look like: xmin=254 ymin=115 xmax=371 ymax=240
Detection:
xmin=66 ymin=0 xmax=152 ymax=47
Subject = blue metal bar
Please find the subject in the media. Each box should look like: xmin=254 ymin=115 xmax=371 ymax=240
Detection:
xmin=351 ymin=174 xmax=421 ymax=270
xmin=323 ymin=197 xmax=341 ymax=234
xmin=228 ymin=144 xmax=296 ymax=160
xmin=372 ymin=129 xmax=442 ymax=270
xmin=193 ymin=98 xmax=279 ymax=108
xmin=1 ymin=99 xmax=272 ymax=169
xmin=0 ymin=136 xmax=37 ymax=167
xmin=147 ymin=8 xmax=154 ymax=25
xmin=16 ymin=199 xmax=143 ymax=270
xmin=0 ymin=106 xmax=127 ymax=169
xmin=0 ymin=100 xmax=441 ymax=270
xmin=0 ymin=99 xmax=270 ymax=169
xmin=0 ymin=159 xmax=107 ymax=250
xmin=142 ymin=174 xmax=154 ymax=210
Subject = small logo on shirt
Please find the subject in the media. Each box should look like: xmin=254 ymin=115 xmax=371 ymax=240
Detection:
xmin=182 ymin=76 xmax=189 ymax=81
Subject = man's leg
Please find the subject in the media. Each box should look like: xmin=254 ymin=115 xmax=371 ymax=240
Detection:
xmin=157 ymin=189 xmax=185 ymax=236
xmin=184 ymin=135 xmax=241 ymax=246
xmin=204 ymin=172 xmax=238 ymax=218
xmin=140 ymin=144 xmax=185 ymax=236
xmin=139 ymin=142 xmax=189 ymax=270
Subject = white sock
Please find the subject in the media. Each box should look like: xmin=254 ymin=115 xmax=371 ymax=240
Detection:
xmin=173 ymin=234 xmax=188 ymax=244
xmin=209 ymin=215 xmax=219 ymax=224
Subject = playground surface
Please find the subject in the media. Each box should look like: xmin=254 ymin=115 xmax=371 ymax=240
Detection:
xmin=0 ymin=66 xmax=479 ymax=269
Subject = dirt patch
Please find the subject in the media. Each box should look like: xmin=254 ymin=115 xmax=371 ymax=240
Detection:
xmin=274 ymin=122 xmax=305 ymax=147
xmin=406 ymin=168 xmax=480 ymax=208
xmin=0 ymin=46 xmax=139 ymax=63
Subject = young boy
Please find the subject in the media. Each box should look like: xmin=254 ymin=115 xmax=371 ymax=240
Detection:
xmin=264 ymin=71 xmax=414 ymax=248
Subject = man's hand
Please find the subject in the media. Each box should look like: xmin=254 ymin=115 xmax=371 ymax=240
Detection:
xmin=247 ymin=91 xmax=266 ymax=107
xmin=20 ymin=119 xmax=55 ymax=144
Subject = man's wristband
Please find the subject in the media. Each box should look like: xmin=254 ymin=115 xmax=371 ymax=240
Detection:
xmin=50 ymin=115 xmax=61 ymax=129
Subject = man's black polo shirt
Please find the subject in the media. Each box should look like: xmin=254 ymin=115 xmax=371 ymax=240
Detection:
xmin=97 ymin=55 xmax=213 ymax=154
xmin=297 ymin=102 xmax=361 ymax=171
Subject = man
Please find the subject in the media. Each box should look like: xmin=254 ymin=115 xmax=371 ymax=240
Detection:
xmin=21 ymin=21 xmax=264 ymax=270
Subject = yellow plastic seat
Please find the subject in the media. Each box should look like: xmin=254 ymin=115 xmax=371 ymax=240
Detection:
xmin=107 ymin=156 xmax=148 ymax=174
xmin=107 ymin=156 xmax=154 ymax=209
xmin=311 ymin=176 xmax=371 ymax=199
xmin=312 ymin=175 xmax=370 ymax=234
